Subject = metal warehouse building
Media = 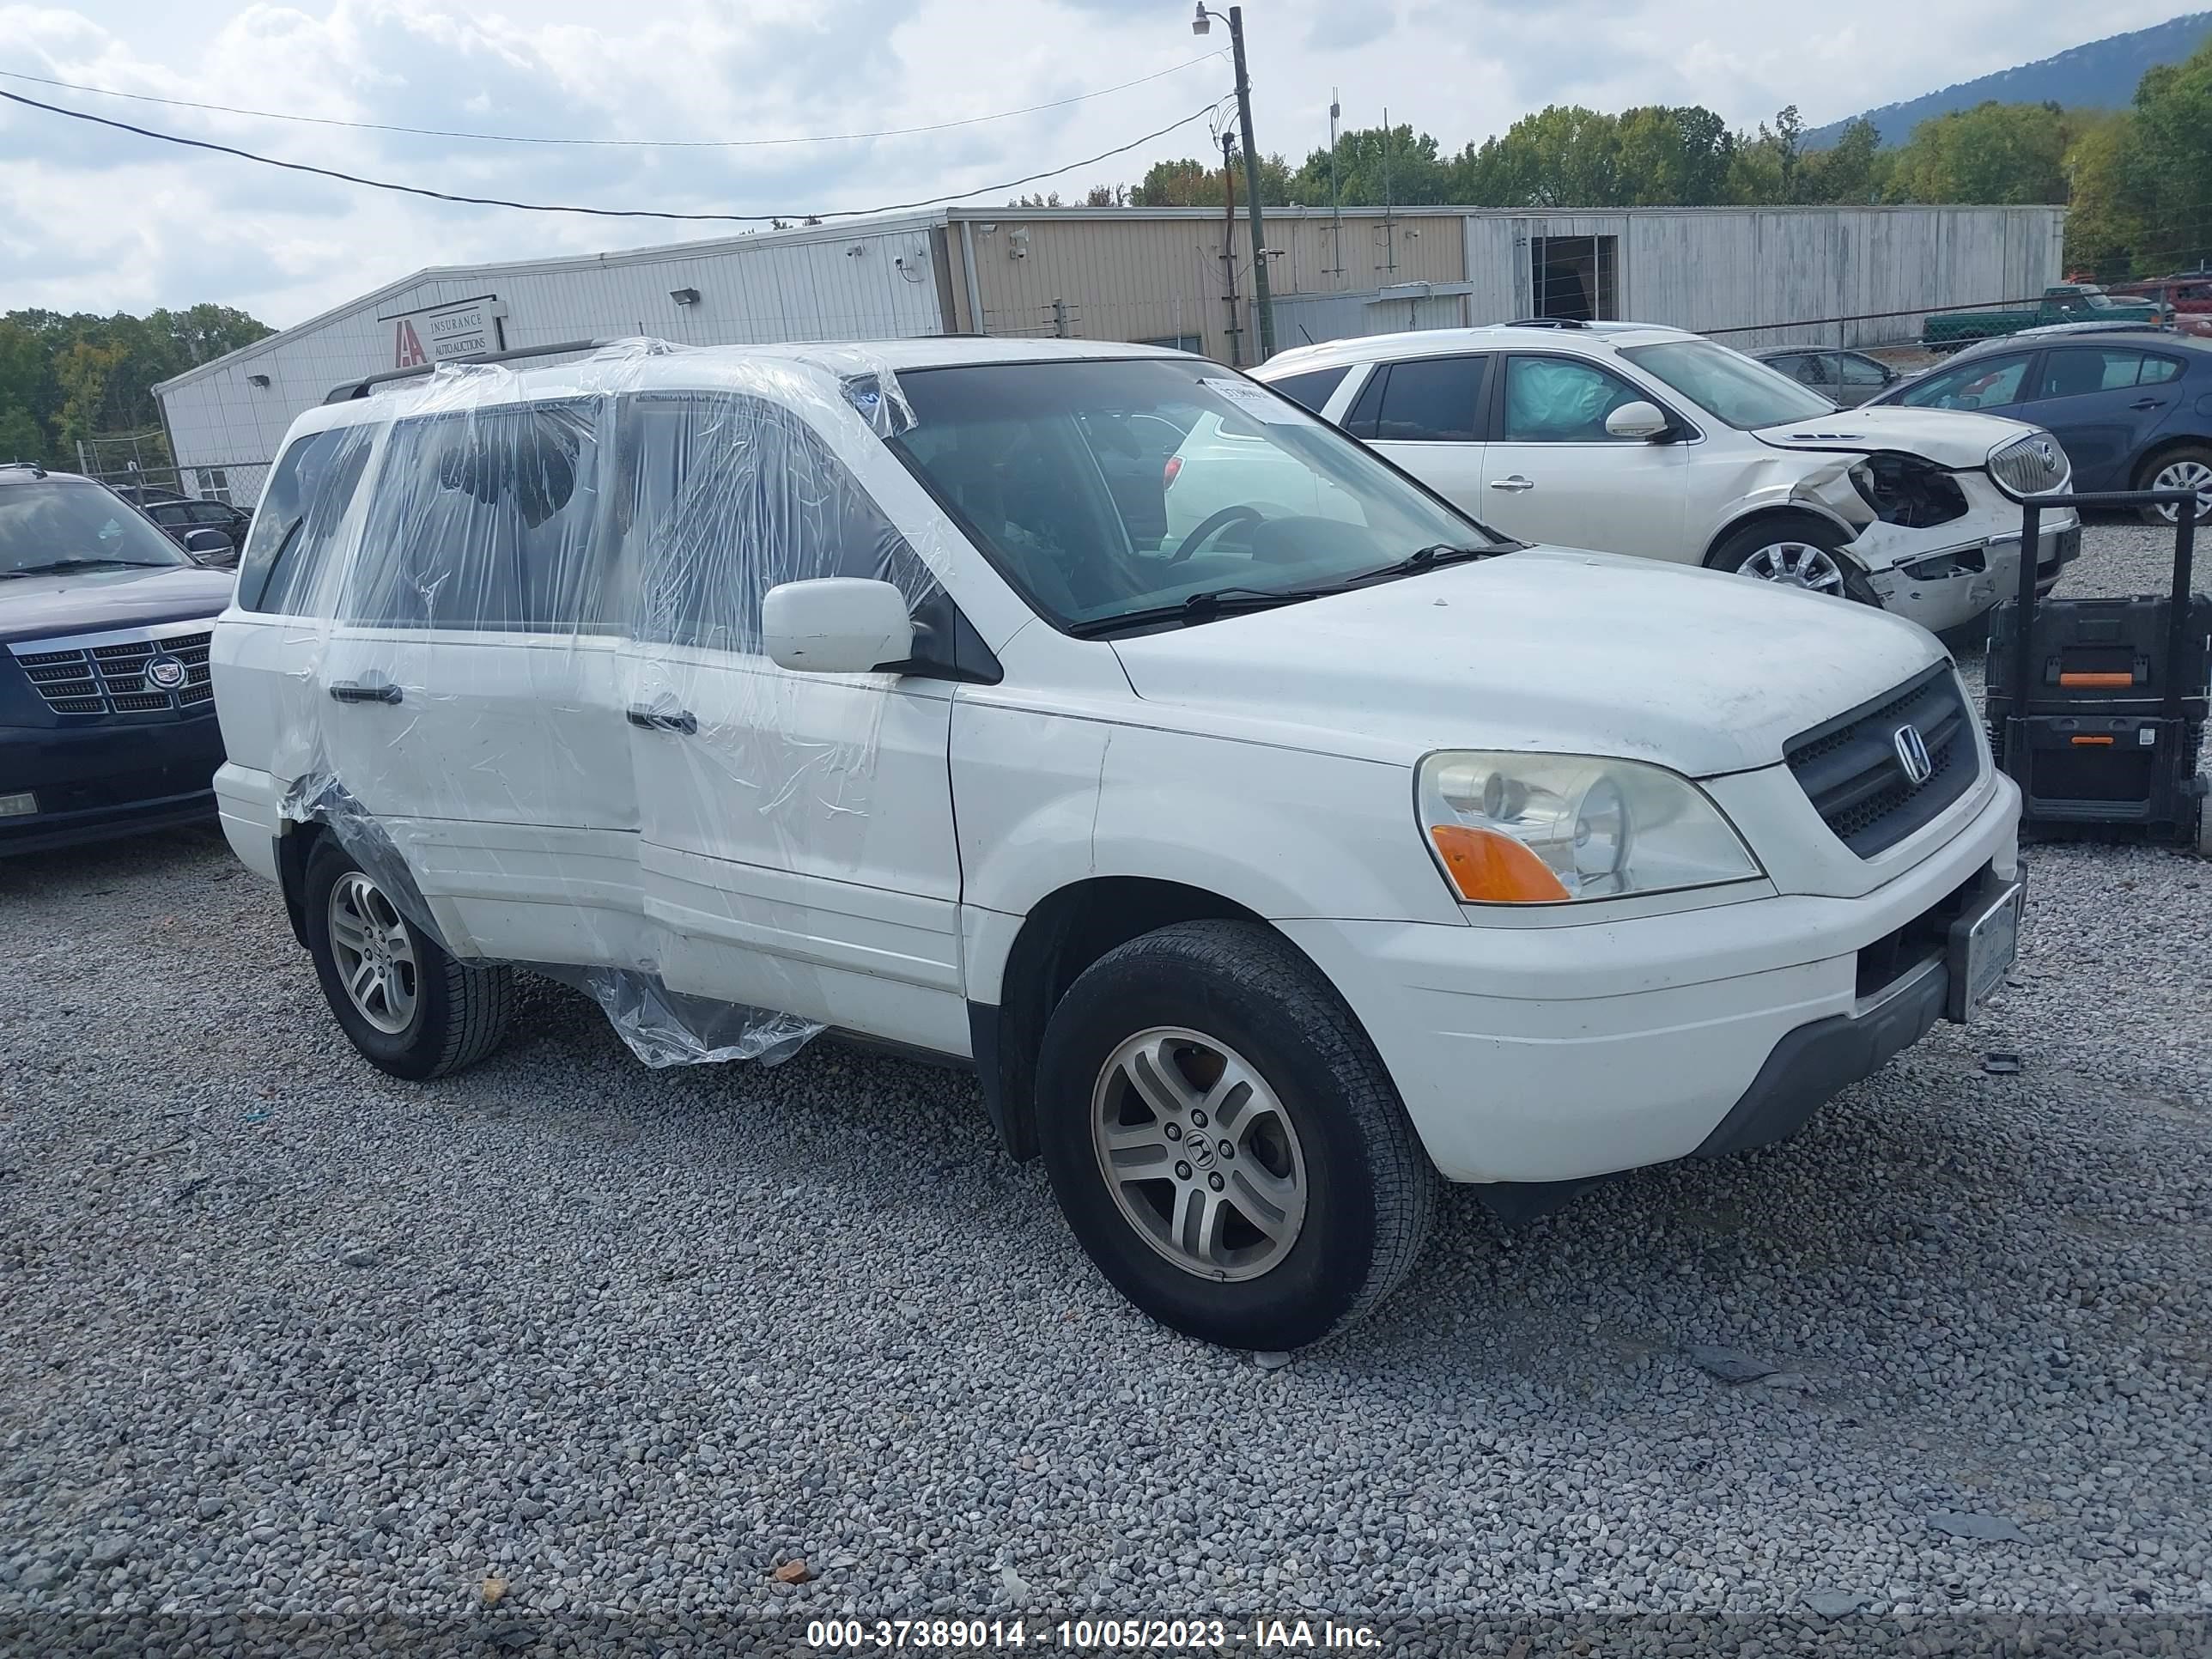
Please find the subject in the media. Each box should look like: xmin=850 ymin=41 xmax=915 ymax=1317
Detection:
xmin=155 ymin=202 xmax=2063 ymax=501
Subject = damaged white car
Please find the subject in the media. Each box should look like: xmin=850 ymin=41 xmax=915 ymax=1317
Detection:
xmin=1249 ymin=322 xmax=2079 ymax=634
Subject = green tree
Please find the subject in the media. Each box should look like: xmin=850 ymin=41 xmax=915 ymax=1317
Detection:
xmin=1886 ymin=100 xmax=2069 ymax=204
xmin=2124 ymin=34 xmax=2212 ymax=272
xmin=2062 ymin=111 xmax=2152 ymax=277
xmin=1130 ymin=150 xmax=1290 ymax=207
xmin=1798 ymin=117 xmax=1887 ymax=204
xmin=1288 ymin=125 xmax=1450 ymax=208
xmin=0 ymin=406 xmax=43 ymax=465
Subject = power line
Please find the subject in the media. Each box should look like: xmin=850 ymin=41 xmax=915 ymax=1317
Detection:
xmin=0 ymin=53 xmax=1226 ymax=149
xmin=0 ymin=87 xmax=1221 ymax=223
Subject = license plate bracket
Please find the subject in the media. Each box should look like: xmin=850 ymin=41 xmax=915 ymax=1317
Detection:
xmin=1946 ymin=876 xmax=2025 ymax=1023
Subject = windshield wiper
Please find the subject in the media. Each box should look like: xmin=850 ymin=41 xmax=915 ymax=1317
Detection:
xmin=3 ymin=558 xmax=171 ymax=578
xmin=1066 ymin=585 xmax=1331 ymax=639
xmin=1350 ymin=542 xmax=1510 ymax=585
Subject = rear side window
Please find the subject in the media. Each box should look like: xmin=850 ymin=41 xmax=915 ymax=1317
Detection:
xmin=1371 ymin=356 xmax=1486 ymax=442
xmin=343 ymin=400 xmax=611 ymax=632
xmin=1898 ymin=354 xmax=2031 ymax=412
xmin=618 ymin=391 xmax=935 ymax=653
xmin=237 ymin=424 xmax=376 ymax=614
xmin=1267 ymin=365 xmax=1352 ymax=416
xmin=1340 ymin=366 xmax=1388 ymax=439
xmin=2036 ymin=348 xmax=2161 ymax=398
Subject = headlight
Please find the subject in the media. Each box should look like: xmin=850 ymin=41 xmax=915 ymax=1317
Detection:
xmin=1417 ymin=751 xmax=1761 ymax=905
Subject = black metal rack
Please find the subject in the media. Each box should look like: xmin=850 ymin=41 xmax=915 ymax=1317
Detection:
xmin=1989 ymin=489 xmax=2208 ymax=847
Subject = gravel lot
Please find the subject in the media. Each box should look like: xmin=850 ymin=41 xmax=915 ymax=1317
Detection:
xmin=3 ymin=518 xmax=2208 ymax=1656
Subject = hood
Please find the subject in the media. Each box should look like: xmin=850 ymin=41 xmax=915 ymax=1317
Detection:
xmin=0 ymin=563 xmax=235 ymax=649
xmin=1110 ymin=549 xmax=1945 ymax=778
xmin=1753 ymin=405 xmax=2038 ymax=468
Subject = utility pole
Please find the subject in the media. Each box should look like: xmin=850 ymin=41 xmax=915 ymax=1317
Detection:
xmin=1327 ymin=88 xmax=1343 ymax=285
xmin=1220 ymin=131 xmax=1243 ymax=367
xmin=1194 ymin=5 xmax=1273 ymax=359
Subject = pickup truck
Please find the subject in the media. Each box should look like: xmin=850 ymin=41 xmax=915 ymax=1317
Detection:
xmin=2111 ymin=275 xmax=2212 ymax=338
xmin=1923 ymin=284 xmax=2163 ymax=349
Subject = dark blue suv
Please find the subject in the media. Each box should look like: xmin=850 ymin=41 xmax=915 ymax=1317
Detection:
xmin=1 ymin=464 xmax=237 ymax=854
xmin=1869 ymin=328 xmax=2212 ymax=526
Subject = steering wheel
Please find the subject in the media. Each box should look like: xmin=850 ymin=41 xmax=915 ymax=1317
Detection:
xmin=1167 ymin=504 xmax=1265 ymax=564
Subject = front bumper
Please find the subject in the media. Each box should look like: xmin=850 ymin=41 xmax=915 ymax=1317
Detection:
xmin=1863 ymin=514 xmax=2081 ymax=633
xmin=0 ymin=709 xmax=226 ymax=855
xmin=1278 ymin=771 xmax=2021 ymax=1185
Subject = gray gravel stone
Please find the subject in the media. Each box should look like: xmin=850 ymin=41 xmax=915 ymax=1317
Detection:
xmin=0 ymin=523 xmax=2205 ymax=1642
xmin=1686 ymin=1345 xmax=1777 ymax=1382
xmin=1929 ymin=1511 xmax=2029 ymax=1543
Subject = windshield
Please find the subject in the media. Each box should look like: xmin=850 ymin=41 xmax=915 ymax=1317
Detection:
xmin=1 ymin=480 xmax=190 ymax=575
xmin=1618 ymin=339 xmax=1837 ymax=429
xmin=884 ymin=358 xmax=1502 ymax=633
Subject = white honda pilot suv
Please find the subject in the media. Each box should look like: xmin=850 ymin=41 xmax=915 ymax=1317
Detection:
xmin=1250 ymin=321 xmax=2081 ymax=635
xmin=211 ymin=338 xmax=2023 ymax=1351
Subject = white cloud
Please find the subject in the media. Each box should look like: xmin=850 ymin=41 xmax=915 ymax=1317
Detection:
xmin=0 ymin=0 xmax=2203 ymax=326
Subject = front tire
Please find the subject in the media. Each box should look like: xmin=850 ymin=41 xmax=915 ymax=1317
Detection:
xmin=303 ymin=839 xmax=514 ymax=1080
xmin=1034 ymin=921 xmax=1437 ymax=1351
xmin=2136 ymin=445 xmax=2212 ymax=526
xmin=1707 ymin=515 xmax=1880 ymax=605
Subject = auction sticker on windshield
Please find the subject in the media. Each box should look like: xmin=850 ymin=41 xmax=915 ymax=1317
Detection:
xmin=1201 ymin=378 xmax=1301 ymax=423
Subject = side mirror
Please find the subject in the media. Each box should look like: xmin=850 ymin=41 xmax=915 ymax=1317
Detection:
xmin=183 ymin=527 xmax=236 ymax=564
xmin=762 ymin=577 xmax=914 ymax=675
xmin=1605 ymin=400 xmax=1673 ymax=441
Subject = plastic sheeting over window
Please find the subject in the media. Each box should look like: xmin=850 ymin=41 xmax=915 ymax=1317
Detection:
xmin=250 ymin=341 xmax=951 ymax=1069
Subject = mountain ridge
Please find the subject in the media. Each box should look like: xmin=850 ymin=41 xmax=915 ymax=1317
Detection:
xmin=1805 ymin=11 xmax=2212 ymax=147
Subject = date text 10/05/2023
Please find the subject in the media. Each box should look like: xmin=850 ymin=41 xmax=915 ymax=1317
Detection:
xmin=806 ymin=1618 xmax=1383 ymax=1650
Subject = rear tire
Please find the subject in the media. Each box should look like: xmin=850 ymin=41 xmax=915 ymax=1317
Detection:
xmin=1034 ymin=920 xmax=1437 ymax=1351
xmin=2135 ymin=444 xmax=2212 ymax=527
xmin=303 ymin=839 xmax=514 ymax=1080
xmin=1707 ymin=515 xmax=1881 ymax=606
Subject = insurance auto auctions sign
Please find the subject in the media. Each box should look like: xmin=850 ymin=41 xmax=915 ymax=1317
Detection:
xmin=385 ymin=296 xmax=507 ymax=369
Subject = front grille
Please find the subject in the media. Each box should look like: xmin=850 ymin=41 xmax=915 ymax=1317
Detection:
xmin=1787 ymin=663 xmax=1979 ymax=858
xmin=9 ymin=630 xmax=214 ymax=716
xmin=1989 ymin=430 xmax=2069 ymax=498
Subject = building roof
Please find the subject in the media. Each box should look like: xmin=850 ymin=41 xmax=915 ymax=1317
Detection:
xmin=156 ymin=199 xmax=2067 ymax=398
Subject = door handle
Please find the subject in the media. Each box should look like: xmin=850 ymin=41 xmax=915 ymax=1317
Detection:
xmin=1488 ymin=476 xmax=1535 ymax=492
xmin=2129 ymin=398 xmax=2166 ymax=411
xmin=627 ymin=704 xmax=698 ymax=734
xmin=328 ymin=680 xmax=401 ymax=705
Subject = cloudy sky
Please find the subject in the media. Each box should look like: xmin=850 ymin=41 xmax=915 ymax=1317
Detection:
xmin=2 ymin=0 xmax=2203 ymax=330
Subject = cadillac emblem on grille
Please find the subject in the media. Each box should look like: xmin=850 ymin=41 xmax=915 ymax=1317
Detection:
xmin=1893 ymin=723 xmax=1934 ymax=787
xmin=144 ymin=655 xmax=187 ymax=691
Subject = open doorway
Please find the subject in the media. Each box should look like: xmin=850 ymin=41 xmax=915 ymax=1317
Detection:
xmin=1529 ymin=235 xmax=1619 ymax=321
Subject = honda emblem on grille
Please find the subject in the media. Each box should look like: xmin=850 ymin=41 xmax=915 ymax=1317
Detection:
xmin=144 ymin=655 xmax=187 ymax=691
xmin=1893 ymin=723 xmax=1934 ymax=787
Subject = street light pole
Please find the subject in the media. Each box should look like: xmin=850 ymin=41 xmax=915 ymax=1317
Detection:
xmin=1194 ymin=4 xmax=1274 ymax=360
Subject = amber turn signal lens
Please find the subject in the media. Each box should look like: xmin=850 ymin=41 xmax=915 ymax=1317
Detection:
xmin=2069 ymin=735 xmax=2116 ymax=746
xmin=1428 ymin=824 xmax=1571 ymax=903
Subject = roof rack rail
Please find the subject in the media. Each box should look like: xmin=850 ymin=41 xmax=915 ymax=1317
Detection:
xmin=323 ymin=337 xmax=617 ymax=404
xmin=0 ymin=459 xmax=48 ymax=477
xmin=1503 ymin=317 xmax=1589 ymax=329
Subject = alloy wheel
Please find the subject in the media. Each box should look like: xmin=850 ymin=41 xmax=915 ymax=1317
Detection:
xmin=2151 ymin=458 xmax=2212 ymax=523
xmin=1739 ymin=540 xmax=1847 ymax=594
xmin=326 ymin=871 xmax=419 ymax=1035
xmin=1090 ymin=1027 xmax=1308 ymax=1283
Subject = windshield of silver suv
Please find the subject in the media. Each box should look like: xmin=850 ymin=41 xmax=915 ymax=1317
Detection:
xmin=885 ymin=357 xmax=1503 ymax=635
xmin=1 ymin=478 xmax=191 ymax=576
xmin=1619 ymin=339 xmax=1838 ymax=429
